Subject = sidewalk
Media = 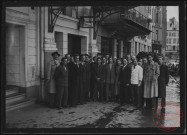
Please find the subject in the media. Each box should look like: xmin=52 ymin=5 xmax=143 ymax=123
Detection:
xmin=6 ymin=77 xmax=180 ymax=128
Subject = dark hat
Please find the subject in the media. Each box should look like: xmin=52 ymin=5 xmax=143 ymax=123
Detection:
xmin=51 ymin=51 xmax=60 ymax=57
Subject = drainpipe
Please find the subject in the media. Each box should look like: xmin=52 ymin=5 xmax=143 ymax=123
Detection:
xmin=38 ymin=7 xmax=45 ymax=102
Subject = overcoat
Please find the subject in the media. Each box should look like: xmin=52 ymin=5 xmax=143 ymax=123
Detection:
xmin=143 ymin=61 xmax=160 ymax=98
xmin=46 ymin=59 xmax=59 ymax=94
xmin=158 ymin=64 xmax=169 ymax=98
xmin=67 ymin=62 xmax=78 ymax=106
xmin=118 ymin=65 xmax=131 ymax=84
xmin=114 ymin=65 xmax=122 ymax=95
xmin=54 ymin=64 xmax=68 ymax=86
xmin=105 ymin=64 xmax=116 ymax=84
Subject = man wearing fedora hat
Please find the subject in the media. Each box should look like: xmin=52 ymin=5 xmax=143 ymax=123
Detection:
xmin=45 ymin=51 xmax=60 ymax=108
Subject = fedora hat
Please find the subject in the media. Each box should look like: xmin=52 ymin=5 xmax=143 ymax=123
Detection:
xmin=51 ymin=51 xmax=60 ymax=57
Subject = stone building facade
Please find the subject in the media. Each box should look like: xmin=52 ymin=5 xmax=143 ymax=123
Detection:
xmin=5 ymin=6 xmax=163 ymax=109
xmin=151 ymin=6 xmax=167 ymax=55
xmin=165 ymin=17 xmax=179 ymax=59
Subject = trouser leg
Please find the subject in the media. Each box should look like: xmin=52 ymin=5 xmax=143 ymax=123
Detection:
xmin=161 ymin=98 xmax=166 ymax=108
xmin=56 ymin=86 xmax=64 ymax=108
xmin=63 ymin=86 xmax=68 ymax=106
xmin=106 ymin=84 xmax=109 ymax=101
xmin=137 ymin=86 xmax=143 ymax=107
xmin=111 ymin=84 xmax=114 ymax=101
xmin=120 ymin=84 xmax=125 ymax=104
xmin=152 ymin=97 xmax=157 ymax=109
xmin=99 ymin=82 xmax=103 ymax=101
xmin=130 ymin=84 xmax=135 ymax=104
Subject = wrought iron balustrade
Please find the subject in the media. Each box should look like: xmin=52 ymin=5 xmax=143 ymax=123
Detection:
xmin=152 ymin=40 xmax=161 ymax=45
xmin=120 ymin=8 xmax=150 ymax=29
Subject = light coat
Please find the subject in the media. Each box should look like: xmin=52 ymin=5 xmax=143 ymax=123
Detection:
xmin=143 ymin=61 xmax=160 ymax=98
xmin=46 ymin=59 xmax=59 ymax=94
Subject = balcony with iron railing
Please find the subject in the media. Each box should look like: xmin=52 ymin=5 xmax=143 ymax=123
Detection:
xmin=152 ymin=40 xmax=162 ymax=45
xmin=120 ymin=8 xmax=150 ymax=30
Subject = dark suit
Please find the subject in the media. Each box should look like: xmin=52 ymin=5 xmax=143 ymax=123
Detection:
xmin=127 ymin=62 xmax=133 ymax=102
xmin=67 ymin=62 xmax=77 ymax=107
xmin=118 ymin=65 xmax=131 ymax=103
xmin=54 ymin=64 xmax=68 ymax=107
xmin=102 ymin=63 xmax=107 ymax=100
xmin=105 ymin=63 xmax=116 ymax=101
xmin=90 ymin=62 xmax=97 ymax=100
xmin=75 ymin=63 xmax=82 ymax=104
xmin=95 ymin=64 xmax=105 ymax=101
xmin=157 ymin=64 xmax=169 ymax=107
xmin=80 ymin=62 xmax=87 ymax=103
xmin=85 ymin=62 xmax=91 ymax=102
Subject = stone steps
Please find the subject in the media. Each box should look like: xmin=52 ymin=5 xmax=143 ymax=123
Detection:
xmin=6 ymin=86 xmax=35 ymax=112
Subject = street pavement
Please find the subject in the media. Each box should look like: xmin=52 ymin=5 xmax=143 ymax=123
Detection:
xmin=6 ymin=77 xmax=180 ymax=128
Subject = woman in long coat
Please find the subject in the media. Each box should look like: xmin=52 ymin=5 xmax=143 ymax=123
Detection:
xmin=46 ymin=52 xmax=60 ymax=107
xmin=143 ymin=54 xmax=160 ymax=109
xmin=114 ymin=58 xmax=122 ymax=102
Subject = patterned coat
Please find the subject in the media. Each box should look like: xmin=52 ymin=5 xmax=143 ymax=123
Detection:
xmin=143 ymin=61 xmax=160 ymax=98
xmin=46 ymin=59 xmax=59 ymax=94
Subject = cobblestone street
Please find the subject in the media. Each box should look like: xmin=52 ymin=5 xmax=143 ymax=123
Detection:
xmin=6 ymin=77 xmax=180 ymax=128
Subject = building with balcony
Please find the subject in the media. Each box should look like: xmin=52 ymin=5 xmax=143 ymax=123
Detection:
xmin=131 ymin=6 xmax=153 ymax=56
xmin=4 ymin=6 xmax=152 ymax=111
xmin=165 ymin=17 xmax=179 ymax=59
xmin=151 ymin=6 xmax=167 ymax=55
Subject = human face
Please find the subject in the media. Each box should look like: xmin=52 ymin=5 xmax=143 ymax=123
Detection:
xmin=53 ymin=54 xmax=59 ymax=60
xmin=127 ymin=55 xmax=131 ymax=61
xmin=62 ymin=58 xmax=68 ymax=65
xmin=109 ymin=58 xmax=113 ymax=64
xmin=113 ymin=57 xmax=117 ymax=62
xmin=75 ymin=56 xmax=79 ymax=63
xmin=148 ymin=56 xmax=153 ymax=63
xmin=70 ymin=57 xmax=74 ymax=62
xmin=93 ymin=56 xmax=97 ymax=62
xmin=97 ymin=59 xmax=101 ymax=65
xmin=117 ymin=59 xmax=121 ymax=66
xmin=138 ymin=59 xmax=142 ymax=66
xmin=133 ymin=59 xmax=138 ymax=66
xmin=81 ymin=56 xmax=86 ymax=62
xmin=158 ymin=57 xmax=163 ymax=65
xmin=143 ymin=58 xmax=148 ymax=64
xmin=102 ymin=58 xmax=106 ymax=63
xmin=131 ymin=56 xmax=136 ymax=62
xmin=66 ymin=55 xmax=70 ymax=60
xmin=85 ymin=56 xmax=89 ymax=62
xmin=122 ymin=59 xmax=127 ymax=65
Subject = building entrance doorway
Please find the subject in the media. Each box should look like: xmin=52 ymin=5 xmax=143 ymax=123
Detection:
xmin=68 ymin=34 xmax=81 ymax=55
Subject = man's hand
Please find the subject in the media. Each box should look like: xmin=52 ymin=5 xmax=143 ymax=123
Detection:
xmin=138 ymin=81 xmax=142 ymax=87
xmin=126 ymin=84 xmax=129 ymax=86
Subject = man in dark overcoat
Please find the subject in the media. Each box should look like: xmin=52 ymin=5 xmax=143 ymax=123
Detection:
xmin=105 ymin=56 xmax=116 ymax=101
xmin=118 ymin=58 xmax=131 ymax=104
xmin=156 ymin=56 xmax=169 ymax=108
xmin=95 ymin=57 xmax=105 ymax=101
xmin=67 ymin=54 xmax=79 ymax=107
xmin=90 ymin=56 xmax=97 ymax=101
xmin=85 ymin=54 xmax=91 ymax=102
xmin=79 ymin=54 xmax=87 ymax=104
xmin=54 ymin=57 xmax=68 ymax=109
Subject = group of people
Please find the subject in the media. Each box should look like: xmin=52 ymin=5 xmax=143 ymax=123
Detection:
xmin=45 ymin=51 xmax=169 ymax=110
